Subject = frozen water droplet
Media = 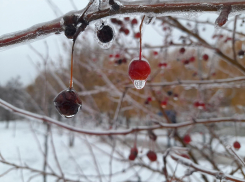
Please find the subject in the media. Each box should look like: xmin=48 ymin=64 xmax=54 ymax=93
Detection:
xmin=94 ymin=20 xmax=115 ymax=49
xmin=215 ymin=172 xmax=225 ymax=180
xmin=239 ymin=55 xmax=244 ymax=59
xmin=133 ymin=80 xmax=146 ymax=89
xmin=144 ymin=15 xmax=155 ymax=25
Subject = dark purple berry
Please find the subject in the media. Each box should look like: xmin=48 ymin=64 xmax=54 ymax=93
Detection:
xmin=65 ymin=25 xmax=76 ymax=39
xmin=53 ymin=88 xmax=82 ymax=118
xmin=97 ymin=25 xmax=114 ymax=43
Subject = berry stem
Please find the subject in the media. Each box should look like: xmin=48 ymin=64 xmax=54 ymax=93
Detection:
xmin=139 ymin=15 xmax=145 ymax=60
xmin=69 ymin=40 xmax=76 ymax=89
xmin=134 ymin=132 xmax=138 ymax=148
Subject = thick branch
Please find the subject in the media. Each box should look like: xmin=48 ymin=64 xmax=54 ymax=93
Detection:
xmin=1 ymin=2 xmax=245 ymax=50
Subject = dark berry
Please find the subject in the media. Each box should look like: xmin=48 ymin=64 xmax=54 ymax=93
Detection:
xmin=128 ymin=147 xmax=138 ymax=161
xmin=238 ymin=50 xmax=244 ymax=58
xmin=97 ymin=25 xmax=114 ymax=43
xmin=53 ymin=88 xmax=82 ymax=118
xmin=167 ymin=91 xmax=173 ymax=96
xmin=147 ymin=151 xmax=157 ymax=162
xmin=179 ymin=47 xmax=185 ymax=54
xmin=111 ymin=3 xmax=120 ymax=11
xmin=65 ymin=25 xmax=76 ymax=39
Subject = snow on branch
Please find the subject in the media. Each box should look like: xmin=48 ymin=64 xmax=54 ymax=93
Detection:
xmin=0 ymin=98 xmax=245 ymax=136
xmin=171 ymin=153 xmax=245 ymax=182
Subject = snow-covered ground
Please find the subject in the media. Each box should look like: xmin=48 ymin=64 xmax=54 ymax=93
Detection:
xmin=0 ymin=120 xmax=244 ymax=182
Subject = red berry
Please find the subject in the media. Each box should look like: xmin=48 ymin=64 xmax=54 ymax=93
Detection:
xmin=128 ymin=147 xmax=138 ymax=161
xmin=233 ymin=141 xmax=241 ymax=150
xmin=115 ymin=54 xmax=120 ymax=58
xmin=119 ymin=27 xmax=125 ymax=32
xmin=131 ymin=18 xmax=138 ymax=25
xmin=194 ymin=101 xmax=199 ymax=107
xmin=117 ymin=20 xmax=123 ymax=25
xmin=189 ymin=56 xmax=195 ymax=62
xmin=193 ymin=72 xmax=197 ymax=77
xmin=131 ymin=147 xmax=138 ymax=156
xmin=179 ymin=47 xmax=186 ymax=54
xmin=202 ymin=54 xmax=209 ymax=61
xmin=124 ymin=17 xmax=130 ymax=21
xmin=147 ymin=97 xmax=152 ymax=102
xmin=128 ymin=154 xmax=136 ymax=161
xmin=183 ymin=134 xmax=191 ymax=144
xmin=53 ymin=88 xmax=82 ymax=118
xmin=158 ymin=62 xmax=167 ymax=68
xmin=110 ymin=18 xmax=118 ymax=24
xmin=161 ymin=101 xmax=167 ymax=108
xmin=198 ymin=102 xmax=205 ymax=109
xmin=173 ymin=94 xmax=178 ymax=100
xmin=109 ymin=54 xmax=113 ymax=58
xmin=183 ymin=60 xmax=189 ymax=65
xmin=134 ymin=32 xmax=140 ymax=39
xmin=124 ymin=28 xmax=130 ymax=35
xmin=153 ymin=51 xmax=158 ymax=56
xmin=147 ymin=151 xmax=157 ymax=162
xmin=128 ymin=58 xmax=151 ymax=81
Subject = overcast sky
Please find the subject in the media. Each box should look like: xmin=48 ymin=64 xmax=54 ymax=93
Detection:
xmin=0 ymin=0 xmax=89 ymax=86
xmin=0 ymin=0 xmax=237 ymax=86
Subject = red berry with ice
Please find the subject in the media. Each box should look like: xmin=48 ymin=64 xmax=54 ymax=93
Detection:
xmin=128 ymin=57 xmax=151 ymax=89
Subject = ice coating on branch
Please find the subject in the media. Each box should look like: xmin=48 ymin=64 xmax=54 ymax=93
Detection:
xmin=144 ymin=15 xmax=155 ymax=25
xmin=215 ymin=6 xmax=231 ymax=27
xmin=215 ymin=172 xmax=226 ymax=180
xmin=0 ymin=18 xmax=62 ymax=51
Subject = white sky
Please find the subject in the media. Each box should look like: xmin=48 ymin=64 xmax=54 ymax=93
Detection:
xmin=0 ymin=0 xmax=237 ymax=86
xmin=0 ymin=0 xmax=89 ymax=86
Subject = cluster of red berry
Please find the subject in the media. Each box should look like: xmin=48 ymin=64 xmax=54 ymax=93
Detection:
xmin=194 ymin=101 xmax=206 ymax=110
xmin=128 ymin=147 xmax=157 ymax=162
